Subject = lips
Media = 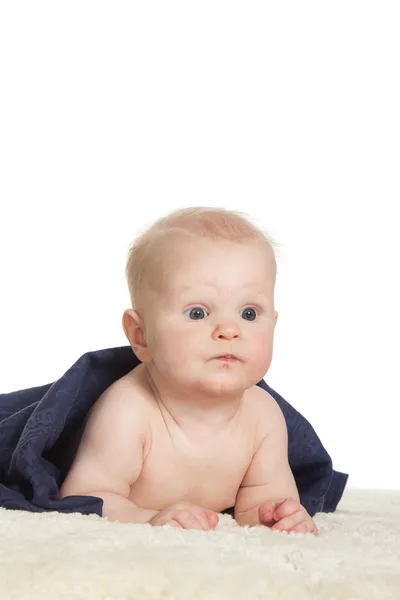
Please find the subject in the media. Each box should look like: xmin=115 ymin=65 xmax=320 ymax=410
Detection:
xmin=216 ymin=354 xmax=239 ymax=360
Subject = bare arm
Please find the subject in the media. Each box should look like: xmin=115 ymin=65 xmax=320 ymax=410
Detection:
xmin=79 ymin=492 xmax=158 ymax=524
xmin=235 ymin=390 xmax=299 ymax=527
xmin=59 ymin=380 xmax=157 ymax=524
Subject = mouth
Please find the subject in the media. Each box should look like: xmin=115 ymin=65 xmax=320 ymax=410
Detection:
xmin=216 ymin=354 xmax=239 ymax=361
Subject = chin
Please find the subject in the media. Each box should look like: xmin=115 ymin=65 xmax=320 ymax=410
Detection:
xmin=199 ymin=374 xmax=250 ymax=396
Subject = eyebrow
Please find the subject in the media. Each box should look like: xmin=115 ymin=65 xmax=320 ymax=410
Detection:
xmin=176 ymin=282 xmax=268 ymax=292
xmin=174 ymin=286 xmax=272 ymax=302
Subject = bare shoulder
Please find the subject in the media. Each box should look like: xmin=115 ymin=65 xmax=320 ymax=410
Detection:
xmin=245 ymin=384 xmax=282 ymax=414
xmin=83 ymin=365 xmax=152 ymax=445
xmin=60 ymin=365 xmax=153 ymax=498
xmin=245 ymin=385 xmax=287 ymax=441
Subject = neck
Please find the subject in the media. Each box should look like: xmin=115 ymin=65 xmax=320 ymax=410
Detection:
xmin=142 ymin=364 xmax=245 ymax=433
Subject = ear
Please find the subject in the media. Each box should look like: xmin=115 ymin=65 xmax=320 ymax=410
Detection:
xmin=122 ymin=309 xmax=152 ymax=363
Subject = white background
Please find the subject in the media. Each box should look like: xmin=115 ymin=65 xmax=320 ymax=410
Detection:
xmin=1 ymin=2 xmax=399 ymax=490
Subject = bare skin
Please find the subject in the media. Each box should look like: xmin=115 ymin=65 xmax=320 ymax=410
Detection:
xmin=123 ymin=364 xmax=255 ymax=511
xmin=60 ymin=363 xmax=317 ymax=534
xmin=60 ymin=239 xmax=318 ymax=535
xmin=61 ymin=364 xmax=255 ymax=520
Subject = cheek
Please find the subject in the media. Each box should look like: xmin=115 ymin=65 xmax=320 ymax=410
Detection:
xmin=175 ymin=329 xmax=205 ymax=359
xmin=152 ymin=323 xmax=197 ymax=362
xmin=248 ymin=331 xmax=274 ymax=362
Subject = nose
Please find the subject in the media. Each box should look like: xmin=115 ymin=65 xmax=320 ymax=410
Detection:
xmin=212 ymin=321 xmax=240 ymax=341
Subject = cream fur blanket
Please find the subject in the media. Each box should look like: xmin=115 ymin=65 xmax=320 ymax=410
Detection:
xmin=0 ymin=487 xmax=399 ymax=599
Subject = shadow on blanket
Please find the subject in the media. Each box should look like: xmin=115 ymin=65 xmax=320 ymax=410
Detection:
xmin=0 ymin=346 xmax=348 ymax=518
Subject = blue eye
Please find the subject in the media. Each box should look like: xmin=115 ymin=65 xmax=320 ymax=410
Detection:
xmin=241 ymin=307 xmax=257 ymax=321
xmin=188 ymin=307 xmax=208 ymax=320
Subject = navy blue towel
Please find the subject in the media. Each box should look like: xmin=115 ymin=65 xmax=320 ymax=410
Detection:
xmin=0 ymin=346 xmax=348 ymax=518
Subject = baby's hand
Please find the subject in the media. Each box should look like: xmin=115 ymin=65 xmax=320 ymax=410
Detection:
xmin=259 ymin=498 xmax=319 ymax=536
xmin=149 ymin=502 xmax=219 ymax=530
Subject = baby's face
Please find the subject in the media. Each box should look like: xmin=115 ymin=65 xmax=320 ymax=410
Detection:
xmin=144 ymin=239 xmax=278 ymax=396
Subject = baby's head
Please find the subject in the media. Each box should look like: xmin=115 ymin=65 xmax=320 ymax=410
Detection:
xmin=123 ymin=207 xmax=280 ymax=395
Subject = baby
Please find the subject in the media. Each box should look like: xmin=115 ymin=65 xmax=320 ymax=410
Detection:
xmin=60 ymin=207 xmax=318 ymax=535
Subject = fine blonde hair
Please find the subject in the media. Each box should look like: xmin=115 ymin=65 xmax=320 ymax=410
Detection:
xmin=125 ymin=207 xmax=280 ymax=311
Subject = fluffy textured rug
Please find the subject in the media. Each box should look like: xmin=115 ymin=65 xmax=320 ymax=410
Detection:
xmin=0 ymin=487 xmax=399 ymax=599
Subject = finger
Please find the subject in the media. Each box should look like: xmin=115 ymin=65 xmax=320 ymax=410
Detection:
xmin=166 ymin=519 xmax=183 ymax=528
xmin=187 ymin=507 xmax=214 ymax=530
xmin=173 ymin=510 xmax=204 ymax=530
xmin=271 ymin=510 xmax=306 ymax=532
xmin=287 ymin=521 xmax=310 ymax=534
xmin=259 ymin=499 xmax=293 ymax=524
xmin=258 ymin=501 xmax=280 ymax=524
xmin=167 ymin=504 xmax=219 ymax=530
xmin=181 ymin=506 xmax=218 ymax=530
xmin=152 ymin=508 xmax=192 ymax=528
xmin=271 ymin=498 xmax=300 ymax=521
xmin=289 ymin=521 xmax=319 ymax=536
xmin=205 ymin=510 xmax=219 ymax=529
